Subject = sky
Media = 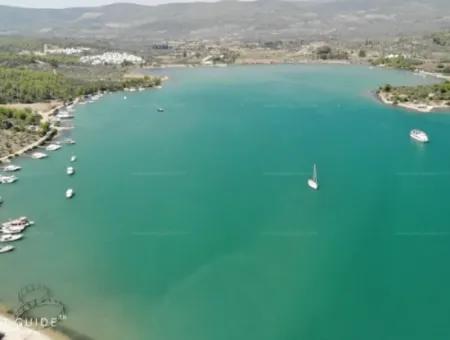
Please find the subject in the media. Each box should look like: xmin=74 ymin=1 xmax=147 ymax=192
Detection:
xmin=0 ymin=0 xmax=222 ymax=7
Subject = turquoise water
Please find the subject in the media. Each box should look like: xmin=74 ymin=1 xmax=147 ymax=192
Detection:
xmin=2 ymin=65 xmax=450 ymax=340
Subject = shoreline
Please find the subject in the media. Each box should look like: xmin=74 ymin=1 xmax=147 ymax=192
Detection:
xmin=0 ymin=102 xmax=63 ymax=163
xmin=377 ymin=90 xmax=450 ymax=113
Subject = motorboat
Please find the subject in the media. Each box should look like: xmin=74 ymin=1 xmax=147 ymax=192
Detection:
xmin=46 ymin=144 xmax=62 ymax=151
xmin=57 ymin=112 xmax=74 ymax=119
xmin=410 ymin=129 xmax=429 ymax=143
xmin=64 ymin=138 xmax=76 ymax=145
xmin=3 ymin=164 xmax=21 ymax=172
xmin=0 ymin=245 xmax=14 ymax=254
xmin=31 ymin=152 xmax=48 ymax=159
xmin=70 ymin=155 xmax=77 ymax=162
xmin=66 ymin=188 xmax=75 ymax=199
xmin=0 ymin=175 xmax=18 ymax=184
xmin=2 ymin=217 xmax=34 ymax=229
xmin=307 ymin=164 xmax=319 ymax=191
xmin=0 ymin=234 xmax=23 ymax=242
xmin=67 ymin=167 xmax=75 ymax=176
xmin=157 ymin=107 xmax=165 ymax=112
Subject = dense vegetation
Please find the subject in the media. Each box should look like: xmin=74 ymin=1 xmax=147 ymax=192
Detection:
xmin=0 ymin=52 xmax=81 ymax=68
xmin=371 ymin=56 xmax=423 ymax=71
xmin=0 ymin=107 xmax=41 ymax=132
xmin=379 ymin=81 xmax=450 ymax=104
xmin=0 ymin=67 xmax=161 ymax=104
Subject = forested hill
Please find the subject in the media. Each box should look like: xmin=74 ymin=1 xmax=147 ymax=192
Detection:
xmin=0 ymin=0 xmax=449 ymax=41
xmin=0 ymin=67 xmax=161 ymax=104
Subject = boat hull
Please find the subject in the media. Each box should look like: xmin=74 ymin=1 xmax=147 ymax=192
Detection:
xmin=308 ymin=179 xmax=319 ymax=190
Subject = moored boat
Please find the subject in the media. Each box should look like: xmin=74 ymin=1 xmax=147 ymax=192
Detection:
xmin=2 ymin=216 xmax=34 ymax=229
xmin=57 ymin=112 xmax=74 ymax=119
xmin=410 ymin=129 xmax=429 ymax=143
xmin=157 ymin=107 xmax=165 ymax=112
xmin=66 ymin=188 xmax=74 ymax=199
xmin=3 ymin=164 xmax=21 ymax=172
xmin=67 ymin=166 xmax=75 ymax=176
xmin=0 ymin=245 xmax=14 ymax=254
xmin=46 ymin=144 xmax=62 ymax=151
xmin=70 ymin=155 xmax=77 ymax=162
xmin=64 ymin=138 xmax=76 ymax=145
xmin=31 ymin=152 xmax=48 ymax=159
xmin=0 ymin=234 xmax=23 ymax=242
xmin=0 ymin=175 xmax=18 ymax=184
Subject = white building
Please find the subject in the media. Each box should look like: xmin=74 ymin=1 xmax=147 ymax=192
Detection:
xmin=80 ymin=52 xmax=144 ymax=65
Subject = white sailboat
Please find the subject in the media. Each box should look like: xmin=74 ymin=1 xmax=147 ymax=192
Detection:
xmin=307 ymin=164 xmax=319 ymax=190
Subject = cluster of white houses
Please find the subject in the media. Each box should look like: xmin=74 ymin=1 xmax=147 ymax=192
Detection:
xmin=80 ymin=52 xmax=144 ymax=65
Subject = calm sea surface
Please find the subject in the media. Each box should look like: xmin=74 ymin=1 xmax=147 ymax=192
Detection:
xmin=1 ymin=65 xmax=450 ymax=340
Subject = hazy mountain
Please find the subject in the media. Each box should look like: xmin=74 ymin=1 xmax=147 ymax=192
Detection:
xmin=0 ymin=0 xmax=449 ymax=41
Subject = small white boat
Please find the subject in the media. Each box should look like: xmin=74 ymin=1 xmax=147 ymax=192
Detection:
xmin=0 ymin=245 xmax=14 ymax=254
xmin=2 ymin=217 xmax=34 ymax=229
xmin=410 ymin=129 xmax=429 ymax=143
xmin=157 ymin=107 xmax=165 ymax=112
xmin=57 ymin=112 xmax=74 ymax=119
xmin=70 ymin=155 xmax=77 ymax=162
xmin=307 ymin=164 xmax=319 ymax=191
xmin=1 ymin=226 xmax=25 ymax=234
xmin=64 ymin=138 xmax=76 ymax=145
xmin=32 ymin=152 xmax=48 ymax=159
xmin=66 ymin=188 xmax=74 ymax=199
xmin=138 ymin=87 xmax=145 ymax=92
xmin=46 ymin=144 xmax=62 ymax=151
xmin=67 ymin=166 xmax=75 ymax=176
xmin=3 ymin=164 xmax=21 ymax=172
xmin=0 ymin=234 xmax=23 ymax=242
xmin=0 ymin=175 xmax=18 ymax=184
xmin=123 ymin=96 xmax=127 ymax=100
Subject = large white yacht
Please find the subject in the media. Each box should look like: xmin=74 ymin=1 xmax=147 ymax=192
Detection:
xmin=410 ymin=129 xmax=429 ymax=143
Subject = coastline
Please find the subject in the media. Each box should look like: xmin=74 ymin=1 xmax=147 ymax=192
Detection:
xmin=0 ymin=102 xmax=63 ymax=163
xmin=377 ymin=90 xmax=450 ymax=113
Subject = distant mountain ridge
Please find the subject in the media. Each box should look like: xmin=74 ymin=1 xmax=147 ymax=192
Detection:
xmin=0 ymin=0 xmax=449 ymax=41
